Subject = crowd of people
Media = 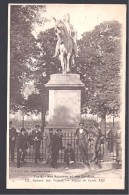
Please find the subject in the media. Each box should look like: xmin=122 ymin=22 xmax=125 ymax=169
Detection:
xmin=9 ymin=121 xmax=122 ymax=169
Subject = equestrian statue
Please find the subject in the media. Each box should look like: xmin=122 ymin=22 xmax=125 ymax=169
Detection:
xmin=53 ymin=14 xmax=78 ymax=74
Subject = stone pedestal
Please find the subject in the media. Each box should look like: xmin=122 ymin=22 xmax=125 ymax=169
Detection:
xmin=45 ymin=74 xmax=84 ymax=131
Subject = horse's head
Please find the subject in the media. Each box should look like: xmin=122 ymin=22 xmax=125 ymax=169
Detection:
xmin=55 ymin=26 xmax=62 ymax=37
xmin=55 ymin=20 xmax=69 ymax=39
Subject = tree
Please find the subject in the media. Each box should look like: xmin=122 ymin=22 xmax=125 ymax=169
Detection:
xmin=24 ymin=93 xmax=41 ymax=114
xmin=10 ymin=5 xmax=60 ymax=130
xmin=74 ymin=21 xmax=121 ymax=134
xmin=10 ymin=5 xmax=46 ymax=111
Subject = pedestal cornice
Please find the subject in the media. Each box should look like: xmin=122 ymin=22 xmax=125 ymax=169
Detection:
xmin=45 ymin=74 xmax=84 ymax=89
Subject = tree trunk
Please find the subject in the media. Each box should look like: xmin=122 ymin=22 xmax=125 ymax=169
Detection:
xmin=40 ymin=86 xmax=45 ymax=133
xmin=100 ymin=113 xmax=106 ymax=136
xmin=41 ymin=109 xmax=45 ymax=132
xmin=113 ymin=116 xmax=114 ymax=127
xmin=100 ymin=113 xmax=111 ymax=161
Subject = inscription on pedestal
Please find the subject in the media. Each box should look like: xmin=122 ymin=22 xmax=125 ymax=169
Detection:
xmin=49 ymin=90 xmax=80 ymax=127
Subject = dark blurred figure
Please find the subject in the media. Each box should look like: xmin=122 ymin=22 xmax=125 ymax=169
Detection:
xmin=9 ymin=121 xmax=17 ymax=162
xmin=51 ymin=129 xmax=61 ymax=168
xmin=27 ymin=131 xmax=34 ymax=146
xmin=64 ymin=143 xmax=75 ymax=169
xmin=90 ymin=123 xmax=104 ymax=164
xmin=46 ymin=128 xmax=54 ymax=164
xmin=107 ymin=127 xmax=114 ymax=152
xmin=75 ymin=123 xmax=90 ymax=168
xmin=32 ymin=124 xmax=42 ymax=163
xmin=17 ymin=128 xmax=28 ymax=168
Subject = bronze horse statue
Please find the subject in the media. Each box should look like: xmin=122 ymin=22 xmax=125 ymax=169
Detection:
xmin=53 ymin=19 xmax=76 ymax=74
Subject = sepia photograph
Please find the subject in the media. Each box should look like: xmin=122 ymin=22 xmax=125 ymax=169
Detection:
xmin=7 ymin=4 xmax=126 ymax=189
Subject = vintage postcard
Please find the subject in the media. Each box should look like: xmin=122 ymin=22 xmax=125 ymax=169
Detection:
xmin=7 ymin=4 xmax=126 ymax=189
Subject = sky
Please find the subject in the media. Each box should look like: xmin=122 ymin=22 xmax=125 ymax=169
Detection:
xmin=32 ymin=4 xmax=126 ymax=39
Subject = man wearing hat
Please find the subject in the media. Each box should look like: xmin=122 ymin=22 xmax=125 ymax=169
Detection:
xmin=32 ymin=124 xmax=42 ymax=163
xmin=75 ymin=122 xmax=90 ymax=168
xmin=17 ymin=128 xmax=28 ymax=168
xmin=51 ymin=129 xmax=62 ymax=168
xmin=9 ymin=121 xmax=17 ymax=162
xmin=89 ymin=124 xmax=104 ymax=164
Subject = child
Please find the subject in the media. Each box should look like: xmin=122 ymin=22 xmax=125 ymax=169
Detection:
xmin=64 ymin=143 xmax=75 ymax=169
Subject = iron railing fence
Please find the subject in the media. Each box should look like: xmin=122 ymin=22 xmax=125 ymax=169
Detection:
xmin=10 ymin=133 xmax=117 ymax=162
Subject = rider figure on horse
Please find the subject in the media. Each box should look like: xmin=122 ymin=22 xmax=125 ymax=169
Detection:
xmin=63 ymin=13 xmax=78 ymax=56
xmin=53 ymin=14 xmax=78 ymax=58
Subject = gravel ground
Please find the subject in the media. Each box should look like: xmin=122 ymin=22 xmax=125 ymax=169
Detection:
xmin=9 ymin=161 xmax=122 ymax=180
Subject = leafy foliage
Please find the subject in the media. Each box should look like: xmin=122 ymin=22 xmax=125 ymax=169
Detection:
xmin=74 ymin=21 xmax=121 ymax=118
xmin=24 ymin=93 xmax=41 ymax=114
xmin=10 ymin=5 xmax=46 ymax=111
